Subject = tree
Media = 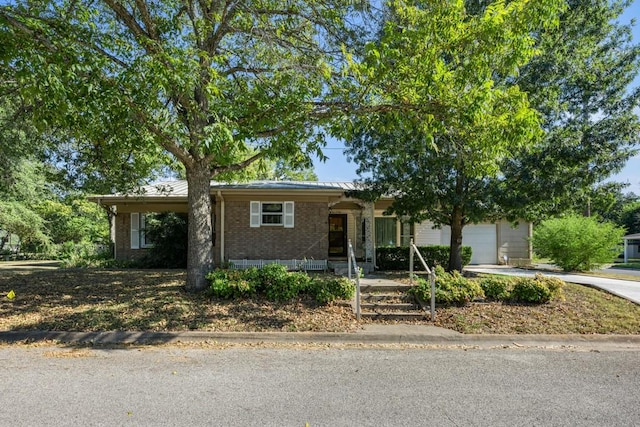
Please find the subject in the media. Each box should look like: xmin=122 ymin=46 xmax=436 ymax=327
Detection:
xmin=253 ymin=159 xmax=318 ymax=181
xmin=35 ymin=197 xmax=109 ymax=245
xmin=342 ymin=0 xmax=564 ymax=271
xmin=531 ymin=215 xmax=625 ymax=271
xmin=621 ymin=201 xmax=640 ymax=235
xmin=1 ymin=1 xmax=365 ymax=290
xmin=0 ymin=201 xmax=50 ymax=253
xmin=498 ymin=0 xmax=640 ymax=219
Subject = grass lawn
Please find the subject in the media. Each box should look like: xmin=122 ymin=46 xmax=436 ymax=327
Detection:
xmin=1 ymin=268 xmax=639 ymax=334
xmin=611 ymin=262 xmax=640 ymax=270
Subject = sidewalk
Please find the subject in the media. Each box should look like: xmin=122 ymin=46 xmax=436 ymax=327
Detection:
xmin=465 ymin=265 xmax=640 ymax=305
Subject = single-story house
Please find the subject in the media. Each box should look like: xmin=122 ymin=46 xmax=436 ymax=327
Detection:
xmin=623 ymin=233 xmax=640 ymax=263
xmin=89 ymin=180 xmax=532 ymax=269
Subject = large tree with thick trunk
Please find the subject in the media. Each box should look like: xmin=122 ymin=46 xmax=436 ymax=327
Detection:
xmin=341 ymin=0 xmax=564 ymax=272
xmin=1 ymin=0 xmax=366 ymax=290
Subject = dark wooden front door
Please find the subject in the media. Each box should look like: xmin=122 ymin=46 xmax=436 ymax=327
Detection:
xmin=328 ymin=214 xmax=347 ymax=257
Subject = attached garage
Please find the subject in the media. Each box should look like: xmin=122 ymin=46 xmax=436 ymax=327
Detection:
xmin=414 ymin=220 xmax=532 ymax=265
xmin=440 ymin=224 xmax=498 ymax=264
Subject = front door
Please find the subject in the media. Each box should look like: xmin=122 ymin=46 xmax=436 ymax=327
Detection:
xmin=328 ymin=214 xmax=347 ymax=257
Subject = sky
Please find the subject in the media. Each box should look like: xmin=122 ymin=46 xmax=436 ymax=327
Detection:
xmin=311 ymin=1 xmax=640 ymax=195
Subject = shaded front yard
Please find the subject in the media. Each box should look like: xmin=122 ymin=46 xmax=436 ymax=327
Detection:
xmin=1 ymin=268 xmax=639 ymax=334
xmin=0 ymin=269 xmax=358 ymax=332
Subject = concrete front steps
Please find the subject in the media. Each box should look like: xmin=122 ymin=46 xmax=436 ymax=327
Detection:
xmin=354 ymin=276 xmax=428 ymax=320
xmin=329 ymin=261 xmax=374 ymax=276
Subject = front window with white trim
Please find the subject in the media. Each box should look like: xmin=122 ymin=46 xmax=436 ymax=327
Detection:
xmin=130 ymin=212 xmax=154 ymax=249
xmin=250 ymin=201 xmax=294 ymax=228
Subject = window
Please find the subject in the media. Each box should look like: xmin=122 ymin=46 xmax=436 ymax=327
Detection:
xmin=130 ymin=213 xmax=154 ymax=249
xmin=250 ymin=201 xmax=294 ymax=228
xmin=375 ymin=217 xmax=414 ymax=247
xmin=400 ymin=222 xmax=414 ymax=247
xmin=375 ymin=217 xmax=397 ymax=247
xmin=262 ymin=203 xmax=283 ymax=224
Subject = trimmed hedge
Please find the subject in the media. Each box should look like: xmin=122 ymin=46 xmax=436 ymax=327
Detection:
xmin=206 ymin=264 xmax=355 ymax=304
xmin=376 ymin=245 xmax=472 ymax=271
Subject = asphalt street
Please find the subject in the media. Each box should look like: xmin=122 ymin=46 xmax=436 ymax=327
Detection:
xmin=1 ymin=345 xmax=638 ymax=426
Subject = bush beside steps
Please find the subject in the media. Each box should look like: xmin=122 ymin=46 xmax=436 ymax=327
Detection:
xmin=206 ymin=263 xmax=355 ymax=304
xmin=409 ymin=266 xmax=565 ymax=306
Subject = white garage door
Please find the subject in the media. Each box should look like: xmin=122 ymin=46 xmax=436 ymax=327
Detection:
xmin=441 ymin=224 xmax=497 ymax=264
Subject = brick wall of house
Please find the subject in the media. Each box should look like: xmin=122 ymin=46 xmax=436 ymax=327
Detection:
xmin=114 ymin=212 xmax=150 ymax=261
xmin=224 ymin=201 xmax=328 ymax=260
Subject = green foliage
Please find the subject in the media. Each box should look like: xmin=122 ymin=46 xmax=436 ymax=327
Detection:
xmin=532 ymin=215 xmax=625 ymax=271
xmin=206 ymin=266 xmax=354 ymax=304
xmin=206 ymin=269 xmax=259 ymax=299
xmin=207 ymin=264 xmax=312 ymax=302
xmin=263 ymin=265 xmax=312 ymax=302
xmin=509 ymin=277 xmax=552 ymax=304
xmin=376 ymin=246 xmax=472 ymax=271
xmin=478 ymin=274 xmax=564 ymax=303
xmin=499 ymin=0 xmax=640 ymax=220
xmin=309 ymin=276 xmax=355 ymax=304
xmin=409 ymin=266 xmax=484 ymax=306
xmin=58 ymin=243 xmax=114 ymax=268
xmin=0 ymin=201 xmax=50 ymax=253
xmin=621 ymin=201 xmax=640 ymax=235
xmin=341 ymin=0 xmax=564 ymax=271
xmin=1 ymin=0 xmax=366 ymax=290
xmin=35 ymin=198 xmax=109 ymax=245
xmin=141 ymin=213 xmax=188 ymax=268
xmin=259 ymin=264 xmax=291 ymax=293
xmin=479 ymin=276 xmax=513 ymax=301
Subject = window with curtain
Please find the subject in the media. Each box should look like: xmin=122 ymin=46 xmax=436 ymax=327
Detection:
xmin=375 ymin=217 xmax=397 ymax=247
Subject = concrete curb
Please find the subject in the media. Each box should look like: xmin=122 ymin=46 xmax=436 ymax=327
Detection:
xmin=1 ymin=330 xmax=640 ymax=349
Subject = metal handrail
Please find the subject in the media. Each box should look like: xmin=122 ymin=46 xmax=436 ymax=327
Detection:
xmin=409 ymin=239 xmax=436 ymax=321
xmin=347 ymin=239 xmax=361 ymax=320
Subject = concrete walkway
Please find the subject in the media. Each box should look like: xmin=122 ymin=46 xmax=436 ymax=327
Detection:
xmin=465 ymin=265 xmax=640 ymax=305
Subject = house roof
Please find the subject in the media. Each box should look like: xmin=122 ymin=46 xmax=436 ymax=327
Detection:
xmin=89 ymin=180 xmax=363 ymax=203
xmin=623 ymin=233 xmax=640 ymax=240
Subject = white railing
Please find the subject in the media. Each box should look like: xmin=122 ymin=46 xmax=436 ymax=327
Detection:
xmin=347 ymin=239 xmax=361 ymax=321
xmin=409 ymin=239 xmax=436 ymax=321
xmin=228 ymin=259 xmax=327 ymax=271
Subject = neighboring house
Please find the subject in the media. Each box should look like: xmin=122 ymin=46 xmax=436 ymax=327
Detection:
xmin=89 ymin=180 xmax=532 ymax=268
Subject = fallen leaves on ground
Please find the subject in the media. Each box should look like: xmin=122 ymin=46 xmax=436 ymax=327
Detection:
xmin=0 ymin=269 xmax=638 ymax=334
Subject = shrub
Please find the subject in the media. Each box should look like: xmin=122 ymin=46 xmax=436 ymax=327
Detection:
xmin=509 ymin=277 xmax=552 ymax=304
xmin=141 ymin=213 xmax=188 ymax=268
xmin=532 ymin=215 xmax=625 ymax=271
xmin=479 ymin=276 xmax=513 ymax=301
xmin=409 ymin=266 xmax=484 ymax=306
xmin=207 ymin=264 xmax=312 ymax=302
xmin=264 ymin=270 xmax=311 ymax=302
xmin=532 ymin=274 xmax=565 ymax=301
xmin=310 ymin=276 xmax=355 ymax=304
xmin=206 ymin=269 xmax=258 ymax=299
xmin=376 ymin=245 xmax=473 ymax=270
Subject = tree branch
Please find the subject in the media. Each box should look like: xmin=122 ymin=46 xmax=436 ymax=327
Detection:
xmin=212 ymin=151 xmax=264 ymax=175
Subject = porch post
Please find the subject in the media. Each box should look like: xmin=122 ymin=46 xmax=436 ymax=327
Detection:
xmin=624 ymin=238 xmax=628 ymax=264
xmin=365 ymin=202 xmax=375 ymax=267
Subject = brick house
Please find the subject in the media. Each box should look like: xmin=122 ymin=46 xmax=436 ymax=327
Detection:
xmin=90 ymin=180 xmax=532 ymax=268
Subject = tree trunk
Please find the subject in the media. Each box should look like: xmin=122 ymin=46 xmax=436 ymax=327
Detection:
xmin=448 ymin=206 xmax=464 ymax=272
xmin=185 ymin=163 xmax=214 ymax=291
